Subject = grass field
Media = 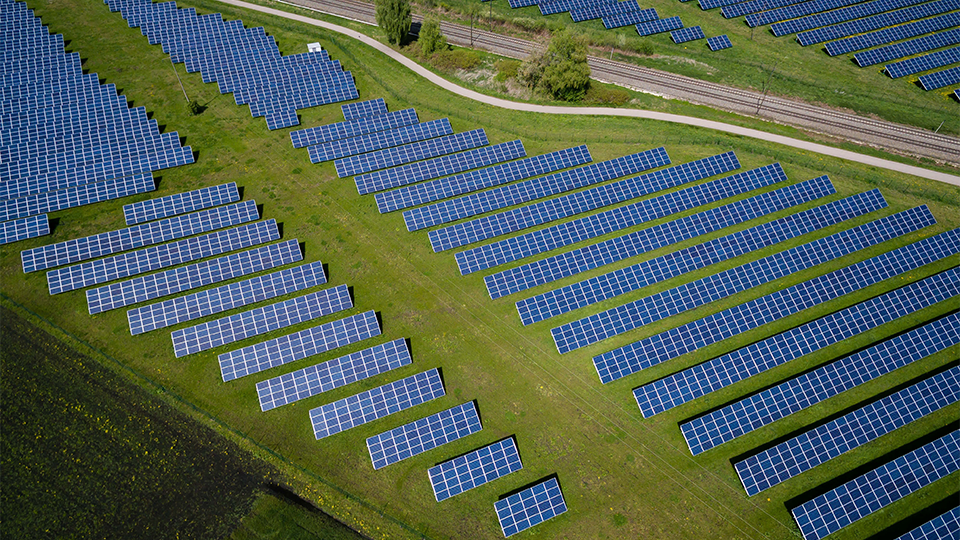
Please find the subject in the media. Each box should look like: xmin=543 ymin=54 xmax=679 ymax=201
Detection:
xmin=1 ymin=0 xmax=958 ymax=539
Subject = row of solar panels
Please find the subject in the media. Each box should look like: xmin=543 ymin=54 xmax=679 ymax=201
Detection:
xmin=295 ymin=95 xmax=958 ymax=538
xmin=0 ymin=1 xmax=195 ymax=245
xmin=103 ymin=0 xmax=358 ymax=129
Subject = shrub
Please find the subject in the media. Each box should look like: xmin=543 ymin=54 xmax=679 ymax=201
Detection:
xmin=495 ymin=59 xmax=520 ymax=82
xmin=375 ymin=0 xmax=412 ymax=45
xmin=431 ymin=49 xmax=481 ymax=71
xmin=512 ymin=17 xmax=545 ymax=32
xmin=520 ymin=29 xmax=590 ymax=101
xmin=419 ymin=16 xmax=446 ymax=57
xmin=585 ymin=85 xmax=630 ymax=105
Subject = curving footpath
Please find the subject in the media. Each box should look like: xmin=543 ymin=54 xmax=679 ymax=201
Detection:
xmin=218 ymin=0 xmax=960 ymax=186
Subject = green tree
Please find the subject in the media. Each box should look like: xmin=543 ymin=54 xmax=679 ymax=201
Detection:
xmin=419 ymin=16 xmax=446 ymax=57
xmin=375 ymin=0 xmax=412 ymax=45
xmin=519 ymin=29 xmax=591 ymax=102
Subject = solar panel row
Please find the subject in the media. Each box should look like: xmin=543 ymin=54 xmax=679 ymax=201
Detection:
xmin=601 ymin=7 xmax=660 ymax=28
xmin=919 ymin=66 xmax=960 ymax=90
xmin=672 ymin=26 xmax=706 ymax=43
xmin=171 ymin=283 xmax=350 ymax=357
xmin=220 ymin=310 xmax=381 ymax=381
xmin=433 ymin=151 xmax=734 ymax=254
xmin=310 ymin=368 xmax=445 ymax=440
xmin=747 ymin=0 xmax=887 ymax=28
xmin=680 ymin=311 xmax=960 ymax=456
xmin=735 ymin=366 xmax=960 ymax=496
xmin=855 ymin=29 xmax=960 ymax=67
xmin=256 ymin=338 xmax=411 ymax=411
xmin=825 ymin=11 xmax=960 ymax=56
xmin=414 ymin=147 xmax=671 ymax=235
xmin=1 ymin=172 xmax=156 ymax=223
xmin=47 ymin=218 xmax=279 ymax=295
xmin=122 ymin=182 xmax=239 ymax=225
xmin=540 ymin=0 xmax=616 ymax=15
xmin=895 ymin=507 xmax=960 ymax=540
xmin=561 ymin=204 xmax=933 ymax=356
xmin=86 ymin=239 xmax=302 ymax=315
xmin=791 ymin=429 xmax=960 ymax=540
xmin=886 ymin=46 xmax=960 ymax=78
xmin=384 ymin=145 xmax=593 ymax=216
xmin=307 ymin=118 xmax=453 ymax=164
xmin=496 ymin=171 xmax=846 ymax=304
xmin=0 ymin=213 xmax=48 ymax=244
xmin=570 ymin=1 xmax=644 ymax=23
xmin=634 ymin=265 xmax=959 ymax=417
xmin=429 ymin=438 xmax=523 ymax=502
xmin=367 ymin=401 xmax=482 ymax=469
xmin=495 ymin=477 xmax=568 ymax=537
xmin=290 ymin=108 xmax=419 ymax=149
xmin=336 ymin=129 xmax=489 ymax=178
xmin=635 ymin=16 xmax=683 ymax=36
xmin=341 ymin=98 xmax=387 ymax=121
xmin=793 ymin=0 xmax=957 ymax=45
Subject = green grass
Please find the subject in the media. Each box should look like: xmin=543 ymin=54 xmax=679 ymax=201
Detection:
xmin=1 ymin=0 xmax=958 ymax=539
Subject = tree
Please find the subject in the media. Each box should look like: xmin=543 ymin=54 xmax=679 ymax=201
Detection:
xmin=419 ymin=16 xmax=446 ymax=57
xmin=519 ymin=29 xmax=590 ymax=101
xmin=375 ymin=0 xmax=411 ymax=45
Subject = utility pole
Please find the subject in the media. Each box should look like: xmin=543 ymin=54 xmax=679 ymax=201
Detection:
xmin=171 ymin=58 xmax=189 ymax=102
xmin=756 ymin=59 xmax=780 ymax=115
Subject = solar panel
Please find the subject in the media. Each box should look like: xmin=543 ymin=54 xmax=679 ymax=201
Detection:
xmin=22 ymin=200 xmax=258 ymax=273
xmin=798 ymin=0 xmax=959 ymax=45
xmin=570 ymin=1 xmax=646 ymax=23
xmin=429 ymin=438 xmax=523 ymax=502
xmin=367 ymin=401 xmax=482 ymax=470
xmin=791 ymin=430 xmax=960 ymax=540
xmin=86 ymin=239 xmax=302 ymax=315
xmin=46 ymin=219 xmax=280 ymax=295
xmin=735 ymin=366 xmax=960 ymax=496
xmin=495 ymin=477 xmax=567 ymax=537
xmin=433 ymin=151 xmax=734 ymax=254
xmin=256 ymin=338 xmax=411 ymax=411
xmin=749 ymin=0 xmax=893 ymax=28
xmin=956 ymin=88 xmax=960 ymax=101
xmin=132 ymin=260 xmax=327 ymax=335
xmin=335 ymin=129 xmax=489 ymax=178
xmin=600 ymin=7 xmax=660 ymax=28
xmin=310 ymin=368 xmax=445 ymax=440
xmin=895 ymin=507 xmax=960 ymax=540
xmin=456 ymin=158 xmax=781 ymax=277
xmin=307 ymin=118 xmax=453 ymax=163
xmin=264 ymin=108 xmax=299 ymax=130
xmin=594 ymin=221 xmax=956 ymax=382
xmin=919 ymin=66 xmax=960 ymax=90
xmin=514 ymin=183 xmax=878 ymax=322
xmin=122 ymin=182 xmax=239 ymax=225
xmin=1 ymin=172 xmax=156 ymax=222
xmin=634 ymin=265 xmax=959 ymax=416
xmin=355 ymin=140 xmax=526 ymax=195
xmin=0 ymin=213 xmax=48 ymax=244
xmin=680 ymin=311 xmax=960 ymax=456
xmin=171 ymin=283 xmax=351 ymax=357
xmin=707 ymin=34 xmax=733 ymax=50
xmin=635 ymin=17 xmax=683 ymax=36
xmin=826 ymin=12 xmax=960 ymax=56
xmin=540 ymin=0 xmax=617 ymax=15
xmin=341 ymin=98 xmax=387 ymax=121
xmin=508 ymin=0 xmax=539 ymax=6
xmin=219 ymin=310 xmax=381 ymax=382
xmin=290 ymin=108 xmax=419 ymax=149
xmin=380 ymin=145 xmax=593 ymax=215
xmin=855 ymin=29 xmax=960 ymax=67
xmin=410 ymin=147 xmax=670 ymax=232
xmin=671 ymin=26 xmax=705 ymax=43
xmin=886 ymin=46 xmax=960 ymax=78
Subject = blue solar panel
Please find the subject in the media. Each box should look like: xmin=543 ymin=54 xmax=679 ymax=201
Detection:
xmin=411 ymin=147 xmax=671 ymax=233
xmin=855 ymin=29 xmax=960 ymax=67
xmin=896 ymin=507 xmax=960 ymax=540
xmin=310 ymin=368 xmax=445 ymax=440
xmin=381 ymin=145 xmax=593 ymax=216
xmin=636 ymin=16 xmax=683 ymax=36
xmin=825 ymin=12 xmax=960 ymax=56
xmin=540 ymin=0 xmax=616 ymax=15
xmin=591 ymin=220 xmax=955 ymax=377
xmin=495 ymin=477 xmax=567 ymax=537
xmin=355 ymin=140 xmax=526 ymax=195
xmin=707 ymin=34 xmax=733 ymax=50
xmin=433 ymin=151 xmax=733 ymax=254
xmin=341 ymin=98 xmax=387 ymax=121
xmin=335 ymin=129 xmax=488 ymax=178
xmin=456 ymin=157 xmax=782 ymax=277
xmin=680 ymin=311 xmax=960 ymax=456
xmin=634 ymin=265 xmax=959 ymax=416
xmin=132 ymin=260 xmax=327 ymax=335
xmin=219 ymin=310 xmax=381 ymax=382
xmin=508 ymin=0 xmax=539 ymax=6
xmin=735 ymin=366 xmax=960 ymax=496
xmin=514 ymin=181 xmax=876 ymax=321
xmin=791 ymin=430 xmax=960 ymax=540
xmin=749 ymin=0 xmax=892 ymax=28
xmin=886 ymin=47 xmax=960 ymax=78
xmin=22 ymin=200 xmax=258 ymax=273
xmin=570 ymin=1 xmax=646 ymax=23
xmin=290 ymin=108 xmax=419 ymax=149
xmin=429 ymin=438 xmax=524 ymax=502
xmin=0 ymin=213 xmax=48 ymax=244
xmin=955 ymin=88 xmax=960 ymax=101
xmin=122 ymin=182 xmax=239 ymax=225
xmin=367 ymin=401 xmax=482 ymax=470
xmin=256 ymin=338 xmax=411 ymax=411
xmin=171 ymin=283 xmax=351 ymax=357
xmin=86 ymin=239 xmax=302 ymax=315
xmin=600 ymin=7 xmax=659 ymax=28
xmin=308 ymin=119 xmax=453 ymax=163
xmin=671 ymin=26 xmax=705 ymax=43
xmin=798 ymin=0 xmax=959 ymax=45
xmin=46 ymin=219 xmax=279 ymax=295
xmin=920 ymin=66 xmax=960 ymax=90
xmin=264 ymin=108 xmax=299 ymax=130
xmin=1 ymin=172 xmax=156 ymax=222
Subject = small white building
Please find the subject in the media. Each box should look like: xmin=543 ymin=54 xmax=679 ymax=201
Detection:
xmin=307 ymin=42 xmax=323 ymax=53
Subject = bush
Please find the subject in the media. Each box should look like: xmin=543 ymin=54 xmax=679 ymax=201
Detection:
xmin=495 ymin=59 xmax=520 ymax=82
xmin=419 ymin=16 xmax=446 ymax=57
xmin=431 ymin=49 xmax=481 ymax=71
xmin=585 ymin=85 xmax=630 ymax=105
xmin=519 ymin=29 xmax=590 ymax=102
xmin=512 ymin=17 xmax=546 ymax=32
xmin=633 ymin=39 xmax=655 ymax=56
xmin=375 ymin=0 xmax=412 ymax=45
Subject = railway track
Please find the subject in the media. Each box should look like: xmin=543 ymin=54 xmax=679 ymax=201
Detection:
xmin=280 ymin=0 xmax=960 ymax=165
